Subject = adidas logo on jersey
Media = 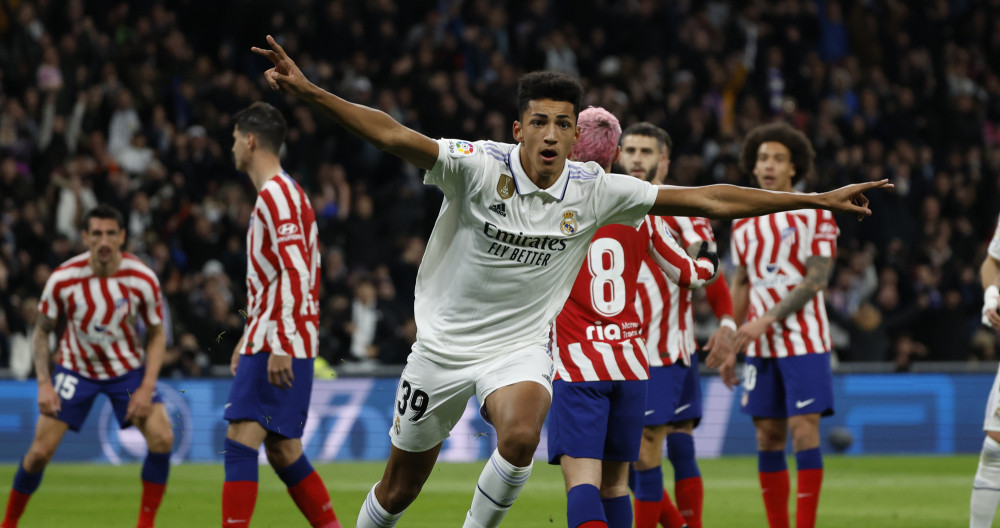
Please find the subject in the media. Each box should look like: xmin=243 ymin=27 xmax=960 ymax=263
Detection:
xmin=489 ymin=203 xmax=507 ymax=217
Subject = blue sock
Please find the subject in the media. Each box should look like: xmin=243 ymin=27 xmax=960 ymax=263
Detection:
xmin=12 ymin=459 xmax=43 ymax=495
xmin=634 ymin=466 xmax=664 ymax=502
xmin=667 ymin=433 xmax=700 ymax=481
xmin=567 ymin=484 xmax=605 ymax=527
xmin=141 ymin=451 xmax=171 ymax=484
xmin=758 ymin=450 xmax=787 ymax=473
xmin=627 ymin=464 xmax=636 ymax=493
xmin=274 ymin=454 xmax=313 ymax=488
xmin=601 ymin=494 xmax=632 ymax=528
xmin=224 ymin=438 xmax=259 ymax=483
xmin=795 ymin=447 xmax=823 ymax=470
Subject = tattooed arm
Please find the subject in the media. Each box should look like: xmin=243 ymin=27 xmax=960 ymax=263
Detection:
xmin=732 ymin=255 xmax=834 ymax=352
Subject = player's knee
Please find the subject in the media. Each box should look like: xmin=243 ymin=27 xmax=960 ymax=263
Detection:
xmin=24 ymin=444 xmax=56 ymax=472
xmin=264 ymin=442 xmax=298 ymax=468
xmin=497 ymin=425 xmax=540 ymax=463
xmin=378 ymin=479 xmax=421 ymax=512
xmin=755 ymin=426 xmax=786 ymax=450
xmin=145 ymin=425 xmax=174 ymax=452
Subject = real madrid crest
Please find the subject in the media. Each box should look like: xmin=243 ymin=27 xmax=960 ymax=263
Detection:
xmin=497 ymin=174 xmax=514 ymax=200
xmin=560 ymin=211 xmax=578 ymax=236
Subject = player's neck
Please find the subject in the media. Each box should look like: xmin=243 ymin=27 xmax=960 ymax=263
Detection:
xmin=89 ymin=254 xmax=122 ymax=277
xmin=247 ymin=155 xmax=283 ymax=191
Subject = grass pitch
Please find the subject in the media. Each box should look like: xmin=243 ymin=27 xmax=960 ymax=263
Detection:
xmin=0 ymin=455 xmax=982 ymax=527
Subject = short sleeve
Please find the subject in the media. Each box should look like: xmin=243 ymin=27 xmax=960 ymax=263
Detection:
xmin=38 ymin=274 xmax=60 ymax=319
xmin=141 ymin=273 xmax=164 ymax=326
xmin=809 ymin=210 xmax=839 ymax=258
xmin=596 ymin=172 xmax=658 ymax=227
xmin=989 ymin=214 xmax=1000 ymax=260
xmin=424 ymin=138 xmax=488 ymax=199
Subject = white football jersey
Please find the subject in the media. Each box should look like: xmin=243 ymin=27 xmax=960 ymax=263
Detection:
xmin=415 ymin=138 xmax=657 ymax=364
xmin=989 ymin=213 xmax=1000 ymax=260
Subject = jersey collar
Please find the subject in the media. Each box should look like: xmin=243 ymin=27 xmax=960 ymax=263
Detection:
xmin=509 ymin=144 xmax=571 ymax=200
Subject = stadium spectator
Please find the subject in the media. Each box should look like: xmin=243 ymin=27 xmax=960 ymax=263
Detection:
xmin=0 ymin=0 xmax=997 ymax=372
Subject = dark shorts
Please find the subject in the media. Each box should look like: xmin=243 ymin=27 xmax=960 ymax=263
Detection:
xmin=52 ymin=365 xmax=162 ymax=432
xmin=644 ymin=354 xmax=703 ymax=427
xmin=224 ymin=353 xmax=314 ymax=439
xmin=547 ymin=378 xmax=646 ymax=464
xmin=739 ymin=354 xmax=835 ymax=419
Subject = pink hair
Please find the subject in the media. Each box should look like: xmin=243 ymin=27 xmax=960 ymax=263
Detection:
xmin=571 ymin=106 xmax=621 ymax=169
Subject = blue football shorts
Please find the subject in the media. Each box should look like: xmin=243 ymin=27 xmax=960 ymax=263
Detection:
xmin=644 ymin=353 xmax=703 ymax=427
xmin=547 ymin=378 xmax=647 ymax=464
xmin=739 ymin=353 xmax=835 ymax=419
xmin=52 ymin=364 xmax=163 ymax=432
xmin=224 ymin=353 xmax=315 ymax=439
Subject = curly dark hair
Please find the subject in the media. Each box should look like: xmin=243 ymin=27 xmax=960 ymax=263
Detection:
xmin=738 ymin=123 xmax=815 ymax=187
xmin=516 ymin=71 xmax=583 ymax=120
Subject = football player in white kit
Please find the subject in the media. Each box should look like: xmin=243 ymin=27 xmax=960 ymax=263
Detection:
xmin=252 ymin=35 xmax=890 ymax=528
xmin=971 ymin=218 xmax=1000 ymax=528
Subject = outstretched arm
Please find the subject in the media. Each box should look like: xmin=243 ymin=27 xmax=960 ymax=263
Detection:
xmin=649 ymin=181 xmax=892 ymax=221
xmin=253 ymin=35 xmax=439 ymax=170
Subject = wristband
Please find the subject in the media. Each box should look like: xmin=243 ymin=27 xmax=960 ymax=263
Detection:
xmin=719 ymin=318 xmax=737 ymax=331
xmin=982 ymin=285 xmax=999 ymax=326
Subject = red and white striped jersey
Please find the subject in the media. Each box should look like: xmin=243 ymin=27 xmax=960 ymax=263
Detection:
xmin=730 ymin=209 xmax=838 ymax=358
xmin=553 ymin=216 xmax=716 ymax=382
xmin=39 ymin=252 xmax=163 ymax=380
xmin=242 ymin=173 xmax=320 ymax=358
xmin=635 ymin=216 xmax=715 ymax=367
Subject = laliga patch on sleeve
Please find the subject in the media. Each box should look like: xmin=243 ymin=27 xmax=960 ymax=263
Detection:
xmin=448 ymin=140 xmax=476 ymax=158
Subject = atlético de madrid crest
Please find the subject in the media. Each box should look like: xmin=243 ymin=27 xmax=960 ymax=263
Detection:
xmin=497 ymin=174 xmax=514 ymax=200
xmin=560 ymin=211 xmax=578 ymax=236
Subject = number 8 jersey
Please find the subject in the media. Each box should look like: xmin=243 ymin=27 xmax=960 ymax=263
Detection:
xmin=553 ymin=216 xmax=716 ymax=382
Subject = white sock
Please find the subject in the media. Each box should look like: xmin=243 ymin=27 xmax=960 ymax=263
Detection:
xmin=462 ymin=449 xmax=532 ymax=528
xmin=972 ymin=436 xmax=1000 ymax=528
xmin=357 ymin=482 xmax=404 ymax=528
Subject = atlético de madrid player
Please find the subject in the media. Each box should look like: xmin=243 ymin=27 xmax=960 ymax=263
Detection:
xmin=2 ymin=205 xmax=173 ymax=528
xmin=547 ymin=107 xmax=719 ymax=528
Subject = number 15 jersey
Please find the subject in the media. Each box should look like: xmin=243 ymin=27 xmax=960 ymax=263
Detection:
xmin=553 ymin=216 xmax=716 ymax=382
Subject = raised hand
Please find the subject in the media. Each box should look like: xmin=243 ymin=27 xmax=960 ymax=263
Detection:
xmin=819 ymin=179 xmax=893 ymax=221
xmin=251 ymin=35 xmax=310 ymax=97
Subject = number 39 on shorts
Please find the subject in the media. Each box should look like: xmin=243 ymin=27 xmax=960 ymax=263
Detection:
xmin=395 ymin=380 xmax=429 ymax=422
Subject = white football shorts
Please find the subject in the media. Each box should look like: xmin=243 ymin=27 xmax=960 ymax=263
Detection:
xmin=388 ymin=341 xmax=554 ymax=452
xmin=984 ymin=363 xmax=1000 ymax=432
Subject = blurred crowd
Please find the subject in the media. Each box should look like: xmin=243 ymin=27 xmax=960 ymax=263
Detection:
xmin=1 ymin=0 xmax=999 ymax=379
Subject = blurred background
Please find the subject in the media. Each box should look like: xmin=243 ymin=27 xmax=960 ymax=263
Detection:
xmin=0 ymin=0 xmax=999 ymax=461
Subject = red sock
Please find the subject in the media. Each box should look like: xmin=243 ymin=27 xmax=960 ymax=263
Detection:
xmin=287 ymin=471 xmax=340 ymax=528
xmin=136 ymin=481 xmax=166 ymax=528
xmin=2 ymin=490 xmax=31 ymax=528
xmin=675 ymin=476 xmax=703 ymax=528
xmin=795 ymin=468 xmax=823 ymax=528
xmin=633 ymin=495 xmax=660 ymax=528
xmin=222 ymin=481 xmax=258 ymax=527
xmin=658 ymin=489 xmax=688 ymax=528
xmin=758 ymin=470 xmax=790 ymax=528
xmin=577 ymin=521 xmax=608 ymax=528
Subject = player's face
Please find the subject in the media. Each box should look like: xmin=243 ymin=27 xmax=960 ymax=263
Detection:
xmin=619 ymin=134 xmax=667 ymax=183
xmin=83 ymin=218 xmax=124 ymax=265
xmin=753 ymin=141 xmax=795 ymax=192
xmin=231 ymin=125 xmax=250 ymax=172
xmin=512 ymin=99 xmax=580 ymax=182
